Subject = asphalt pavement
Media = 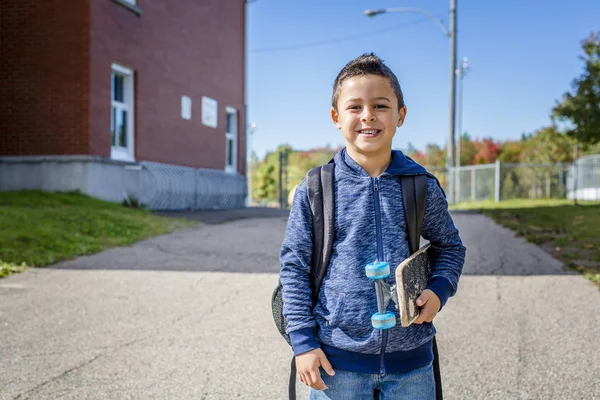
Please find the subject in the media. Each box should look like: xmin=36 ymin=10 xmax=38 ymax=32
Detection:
xmin=0 ymin=209 xmax=598 ymax=399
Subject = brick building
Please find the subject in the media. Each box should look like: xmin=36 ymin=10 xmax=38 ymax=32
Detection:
xmin=0 ymin=0 xmax=247 ymax=209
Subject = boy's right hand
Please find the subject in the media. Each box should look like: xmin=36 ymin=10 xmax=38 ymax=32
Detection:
xmin=296 ymin=348 xmax=335 ymax=390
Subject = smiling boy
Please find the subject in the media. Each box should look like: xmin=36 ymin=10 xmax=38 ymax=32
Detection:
xmin=279 ymin=53 xmax=466 ymax=399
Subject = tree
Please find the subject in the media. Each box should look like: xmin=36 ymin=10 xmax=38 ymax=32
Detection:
xmin=458 ymin=132 xmax=477 ymax=166
xmin=553 ymin=32 xmax=600 ymax=144
xmin=425 ymin=144 xmax=446 ymax=168
xmin=512 ymin=126 xmax=576 ymax=199
xmin=498 ymin=140 xmax=524 ymax=163
xmin=472 ymin=138 xmax=501 ymax=164
xmin=520 ymin=126 xmax=576 ymax=163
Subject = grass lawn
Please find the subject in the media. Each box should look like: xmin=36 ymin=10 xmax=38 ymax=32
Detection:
xmin=0 ymin=191 xmax=197 ymax=278
xmin=450 ymin=199 xmax=600 ymax=286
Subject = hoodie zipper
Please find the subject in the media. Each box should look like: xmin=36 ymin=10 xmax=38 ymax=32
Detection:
xmin=372 ymin=177 xmax=388 ymax=374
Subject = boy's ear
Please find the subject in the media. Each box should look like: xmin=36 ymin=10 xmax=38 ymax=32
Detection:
xmin=330 ymin=107 xmax=341 ymax=129
xmin=397 ymin=106 xmax=407 ymax=127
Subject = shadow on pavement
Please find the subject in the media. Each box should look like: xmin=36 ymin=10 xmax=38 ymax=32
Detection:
xmin=154 ymin=207 xmax=290 ymax=224
xmin=48 ymin=208 xmax=575 ymax=276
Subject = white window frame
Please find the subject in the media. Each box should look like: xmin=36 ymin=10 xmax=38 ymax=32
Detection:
xmin=111 ymin=64 xmax=135 ymax=162
xmin=225 ymin=107 xmax=238 ymax=173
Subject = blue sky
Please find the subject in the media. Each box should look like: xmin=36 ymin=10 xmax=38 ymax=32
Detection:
xmin=245 ymin=0 xmax=599 ymax=159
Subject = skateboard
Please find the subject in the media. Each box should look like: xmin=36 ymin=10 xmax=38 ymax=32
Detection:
xmin=365 ymin=244 xmax=434 ymax=328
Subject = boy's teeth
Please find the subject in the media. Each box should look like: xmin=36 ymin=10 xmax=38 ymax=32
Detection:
xmin=361 ymin=130 xmax=378 ymax=134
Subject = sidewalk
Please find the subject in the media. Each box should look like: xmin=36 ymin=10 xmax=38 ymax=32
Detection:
xmin=0 ymin=211 xmax=598 ymax=399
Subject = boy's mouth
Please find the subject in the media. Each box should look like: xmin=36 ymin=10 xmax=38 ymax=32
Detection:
xmin=358 ymin=129 xmax=381 ymax=137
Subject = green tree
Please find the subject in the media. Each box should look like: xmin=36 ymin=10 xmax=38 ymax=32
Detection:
xmin=458 ymin=132 xmax=477 ymax=166
xmin=553 ymin=32 xmax=600 ymax=144
xmin=515 ymin=126 xmax=576 ymax=199
xmin=498 ymin=140 xmax=524 ymax=163
xmin=255 ymin=163 xmax=277 ymax=202
xmin=520 ymin=126 xmax=576 ymax=163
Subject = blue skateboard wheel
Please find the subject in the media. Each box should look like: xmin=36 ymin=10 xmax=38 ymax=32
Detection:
xmin=371 ymin=311 xmax=396 ymax=329
xmin=365 ymin=261 xmax=390 ymax=280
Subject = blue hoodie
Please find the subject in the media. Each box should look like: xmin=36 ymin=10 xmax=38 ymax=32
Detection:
xmin=279 ymin=148 xmax=466 ymax=375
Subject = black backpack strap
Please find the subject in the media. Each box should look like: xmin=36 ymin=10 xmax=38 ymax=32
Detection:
xmin=307 ymin=167 xmax=325 ymax=301
xmin=401 ymin=175 xmax=442 ymax=400
xmin=306 ymin=163 xmax=335 ymax=301
xmin=401 ymin=175 xmax=428 ymax=254
xmin=288 ymin=163 xmax=336 ymax=400
xmin=314 ymin=163 xmax=335 ymax=297
xmin=289 ymin=356 xmax=297 ymax=400
xmin=433 ymin=336 xmax=443 ymax=400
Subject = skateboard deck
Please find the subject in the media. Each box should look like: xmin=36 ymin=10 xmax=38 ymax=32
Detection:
xmin=395 ymin=243 xmax=434 ymax=327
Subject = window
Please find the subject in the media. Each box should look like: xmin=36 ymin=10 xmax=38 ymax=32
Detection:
xmin=111 ymin=64 xmax=135 ymax=162
xmin=225 ymin=107 xmax=238 ymax=173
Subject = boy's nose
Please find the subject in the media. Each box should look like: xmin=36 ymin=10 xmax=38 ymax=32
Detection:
xmin=360 ymin=111 xmax=376 ymax=122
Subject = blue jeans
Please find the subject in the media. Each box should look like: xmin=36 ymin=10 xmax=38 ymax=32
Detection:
xmin=309 ymin=362 xmax=435 ymax=400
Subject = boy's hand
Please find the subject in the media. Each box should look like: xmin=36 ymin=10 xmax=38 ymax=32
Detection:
xmin=296 ymin=348 xmax=335 ymax=390
xmin=413 ymin=289 xmax=441 ymax=324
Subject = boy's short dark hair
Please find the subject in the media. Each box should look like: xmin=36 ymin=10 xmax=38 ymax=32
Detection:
xmin=332 ymin=53 xmax=405 ymax=111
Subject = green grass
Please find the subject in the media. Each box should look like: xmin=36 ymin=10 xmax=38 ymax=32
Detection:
xmin=450 ymin=199 xmax=600 ymax=286
xmin=0 ymin=190 xmax=197 ymax=278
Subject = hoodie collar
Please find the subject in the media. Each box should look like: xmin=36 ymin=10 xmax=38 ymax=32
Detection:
xmin=334 ymin=147 xmax=428 ymax=177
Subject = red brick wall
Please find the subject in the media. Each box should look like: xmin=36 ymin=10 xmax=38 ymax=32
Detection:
xmin=89 ymin=0 xmax=246 ymax=172
xmin=0 ymin=0 xmax=90 ymax=156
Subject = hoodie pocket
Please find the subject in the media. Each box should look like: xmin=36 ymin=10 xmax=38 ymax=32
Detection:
xmin=325 ymin=292 xmax=345 ymax=327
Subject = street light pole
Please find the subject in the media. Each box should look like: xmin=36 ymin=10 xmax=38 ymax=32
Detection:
xmin=365 ymin=1 xmax=458 ymax=202
xmin=448 ymin=0 xmax=457 ymax=203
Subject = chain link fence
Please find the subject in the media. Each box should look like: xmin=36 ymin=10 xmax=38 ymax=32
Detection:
xmin=447 ymin=154 xmax=600 ymax=204
xmin=567 ymin=154 xmax=600 ymax=201
xmin=131 ymin=161 xmax=246 ymax=210
xmin=276 ymin=150 xmax=600 ymax=207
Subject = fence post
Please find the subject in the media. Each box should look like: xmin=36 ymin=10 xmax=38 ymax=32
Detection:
xmin=594 ymin=156 xmax=598 ymax=201
xmin=278 ymin=151 xmax=284 ymax=208
xmin=495 ymin=160 xmax=501 ymax=202
xmin=471 ymin=167 xmax=475 ymax=201
xmin=455 ymin=167 xmax=460 ymax=203
xmin=558 ymin=163 xmax=564 ymax=199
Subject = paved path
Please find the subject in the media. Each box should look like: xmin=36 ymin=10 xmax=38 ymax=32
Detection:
xmin=0 ymin=210 xmax=598 ymax=399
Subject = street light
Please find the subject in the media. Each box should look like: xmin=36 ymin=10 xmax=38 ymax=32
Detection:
xmin=364 ymin=8 xmax=449 ymax=37
xmin=365 ymin=1 xmax=458 ymax=202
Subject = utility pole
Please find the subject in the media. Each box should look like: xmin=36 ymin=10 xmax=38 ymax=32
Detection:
xmin=454 ymin=56 xmax=470 ymax=202
xmin=364 ymin=3 xmax=458 ymax=201
xmin=447 ymin=0 xmax=457 ymax=203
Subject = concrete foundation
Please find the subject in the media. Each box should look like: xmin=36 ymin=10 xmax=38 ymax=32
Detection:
xmin=0 ymin=156 xmax=247 ymax=210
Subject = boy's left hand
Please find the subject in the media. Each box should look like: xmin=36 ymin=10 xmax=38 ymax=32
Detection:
xmin=413 ymin=289 xmax=441 ymax=324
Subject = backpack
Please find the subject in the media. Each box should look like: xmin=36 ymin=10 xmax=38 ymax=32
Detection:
xmin=271 ymin=162 xmax=443 ymax=400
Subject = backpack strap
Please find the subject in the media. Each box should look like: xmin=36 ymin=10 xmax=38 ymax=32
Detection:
xmin=401 ymin=175 xmax=443 ymax=400
xmin=401 ymin=175 xmax=428 ymax=254
xmin=306 ymin=163 xmax=335 ymax=302
xmin=307 ymin=166 xmax=325 ymax=302
xmin=288 ymin=163 xmax=335 ymax=400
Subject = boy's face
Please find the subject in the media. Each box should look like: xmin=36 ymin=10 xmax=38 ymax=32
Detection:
xmin=331 ymin=75 xmax=406 ymax=158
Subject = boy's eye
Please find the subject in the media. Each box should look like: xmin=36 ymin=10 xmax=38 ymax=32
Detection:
xmin=348 ymin=105 xmax=361 ymax=110
xmin=374 ymin=104 xmax=389 ymax=109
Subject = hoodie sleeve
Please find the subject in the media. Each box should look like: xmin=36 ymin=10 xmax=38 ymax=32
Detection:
xmin=421 ymin=177 xmax=466 ymax=309
xmin=279 ymin=180 xmax=320 ymax=355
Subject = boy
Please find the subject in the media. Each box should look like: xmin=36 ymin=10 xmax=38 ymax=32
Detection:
xmin=279 ymin=53 xmax=466 ymax=399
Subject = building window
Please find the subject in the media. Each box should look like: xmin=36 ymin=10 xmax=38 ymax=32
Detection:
xmin=225 ymin=107 xmax=238 ymax=173
xmin=111 ymin=64 xmax=135 ymax=162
